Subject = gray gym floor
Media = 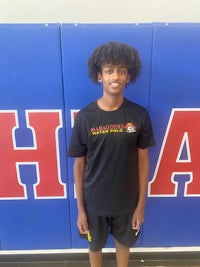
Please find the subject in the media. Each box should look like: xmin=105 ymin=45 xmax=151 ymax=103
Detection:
xmin=1 ymin=251 xmax=200 ymax=267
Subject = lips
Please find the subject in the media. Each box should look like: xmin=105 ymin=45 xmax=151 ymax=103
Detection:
xmin=109 ymin=82 xmax=120 ymax=87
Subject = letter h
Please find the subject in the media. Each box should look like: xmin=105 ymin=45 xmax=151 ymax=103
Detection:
xmin=0 ymin=110 xmax=66 ymax=199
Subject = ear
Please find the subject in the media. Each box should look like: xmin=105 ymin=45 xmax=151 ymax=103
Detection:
xmin=97 ymin=72 xmax=102 ymax=83
xmin=127 ymin=73 xmax=131 ymax=83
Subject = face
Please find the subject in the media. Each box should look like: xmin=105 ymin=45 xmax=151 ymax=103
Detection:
xmin=97 ymin=64 xmax=130 ymax=97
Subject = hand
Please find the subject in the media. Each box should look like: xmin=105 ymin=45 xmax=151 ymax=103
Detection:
xmin=77 ymin=210 xmax=88 ymax=234
xmin=131 ymin=206 xmax=145 ymax=230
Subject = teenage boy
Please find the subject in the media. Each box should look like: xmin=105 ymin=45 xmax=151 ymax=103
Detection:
xmin=68 ymin=41 xmax=155 ymax=267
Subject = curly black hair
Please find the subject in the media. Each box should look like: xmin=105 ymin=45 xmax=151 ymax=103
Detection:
xmin=88 ymin=41 xmax=142 ymax=84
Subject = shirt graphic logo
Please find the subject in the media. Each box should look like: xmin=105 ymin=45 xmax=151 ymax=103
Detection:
xmin=91 ymin=122 xmax=137 ymax=135
xmin=125 ymin=122 xmax=136 ymax=133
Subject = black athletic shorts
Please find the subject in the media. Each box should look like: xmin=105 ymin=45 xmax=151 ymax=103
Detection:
xmin=80 ymin=213 xmax=140 ymax=252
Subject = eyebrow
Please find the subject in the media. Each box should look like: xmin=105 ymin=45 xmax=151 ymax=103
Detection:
xmin=103 ymin=64 xmax=114 ymax=68
xmin=103 ymin=64 xmax=127 ymax=69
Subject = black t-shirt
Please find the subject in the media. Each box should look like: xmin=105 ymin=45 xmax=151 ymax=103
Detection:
xmin=68 ymin=98 xmax=155 ymax=216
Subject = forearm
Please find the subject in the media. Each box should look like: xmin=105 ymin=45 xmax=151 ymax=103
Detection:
xmin=73 ymin=156 xmax=86 ymax=212
xmin=137 ymin=148 xmax=149 ymax=209
xmin=132 ymin=148 xmax=149 ymax=229
xmin=73 ymin=156 xmax=89 ymax=234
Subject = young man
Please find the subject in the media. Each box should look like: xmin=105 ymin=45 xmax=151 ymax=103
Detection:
xmin=68 ymin=41 xmax=155 ymax=267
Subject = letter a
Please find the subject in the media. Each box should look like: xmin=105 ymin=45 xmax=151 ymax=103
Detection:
xmin=149 ymin=109 xmax=200 ymax=196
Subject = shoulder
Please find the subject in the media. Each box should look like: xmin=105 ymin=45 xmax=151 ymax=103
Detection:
xmin=76 ymin=101 xmax=97 ymax=118
xmin=123 ymin=98 xmax=147 ymax=114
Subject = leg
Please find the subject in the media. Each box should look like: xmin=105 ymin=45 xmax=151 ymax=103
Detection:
xmin=87 ymin=215 xmax=109 ymax=267
xmin=89 ymin=249 xmax=102 ymax=267
xmin=115 ymin=239 xmax=130 ymax=267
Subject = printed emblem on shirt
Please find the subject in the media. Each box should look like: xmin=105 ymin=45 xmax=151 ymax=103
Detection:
xmin=91 ymin=122 xmax=137 ymax=135
xmin=125 ymin=122 xmax=136 ymax=133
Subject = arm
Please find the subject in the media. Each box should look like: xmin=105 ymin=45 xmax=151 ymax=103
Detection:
xmin=132 ymin=148 xmax=149 ymax=230
xmin=74 ymin=156 xmax=88 ymax=234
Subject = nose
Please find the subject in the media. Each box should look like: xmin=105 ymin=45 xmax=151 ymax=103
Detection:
xmin=112 ymin=70 xmax=119 ymax=80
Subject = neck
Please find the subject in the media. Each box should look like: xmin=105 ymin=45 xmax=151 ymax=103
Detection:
xmin=97 ymin=95 xmax=124 ymax=111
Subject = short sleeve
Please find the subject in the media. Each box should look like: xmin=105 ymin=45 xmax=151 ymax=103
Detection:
xmin=67 ymin=113 xmax=88 ymax=157
xmin=137 ymin=109 xmax=155 ymax=149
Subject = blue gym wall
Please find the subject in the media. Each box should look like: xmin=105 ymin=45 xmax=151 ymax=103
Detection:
xmin=0 ymin=23 xmax=199 ymax=251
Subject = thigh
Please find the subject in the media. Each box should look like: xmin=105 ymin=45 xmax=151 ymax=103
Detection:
xmin=110 ymin=214 xmax=140 ymax=247
xmin=87 ymin=213 xmax=110 ymax=252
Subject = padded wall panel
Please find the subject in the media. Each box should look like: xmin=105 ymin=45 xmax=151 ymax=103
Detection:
xmin=145 ymin=24 xmax=200 ymax=246
xmin=0 ymin=24 xmax=71 ymax=250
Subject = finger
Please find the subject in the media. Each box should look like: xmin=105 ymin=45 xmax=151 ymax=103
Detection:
xmin=82 ymin=224 xmax=88 ymax=233
xmin=79 ymin=223 xmax=88 ymax=234
xmin=132 ymin=219 xmax=140 ymax=230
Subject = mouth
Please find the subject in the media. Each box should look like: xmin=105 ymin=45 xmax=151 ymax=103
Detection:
xmin=109 ymin=82 xmax=120 ymax=88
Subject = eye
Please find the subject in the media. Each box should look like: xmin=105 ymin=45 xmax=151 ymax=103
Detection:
xmin=119 ymin=69 xmax=127 ymax=75
xmin=105 ymin=69 xmax=113 ymax=74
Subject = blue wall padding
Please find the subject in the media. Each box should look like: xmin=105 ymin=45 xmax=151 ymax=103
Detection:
xmin=0 ymin=23 xmax=199 ymax=250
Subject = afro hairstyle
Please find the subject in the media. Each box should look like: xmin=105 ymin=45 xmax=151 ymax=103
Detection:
xmin=88 ymin=41 xmax=142 ymax=84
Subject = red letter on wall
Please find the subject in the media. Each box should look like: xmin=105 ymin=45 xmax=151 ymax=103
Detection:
xmin=0 ymin=110 xmax=66 ymax=199
xmin=149 ymin=109 xmax=200 ymax=197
